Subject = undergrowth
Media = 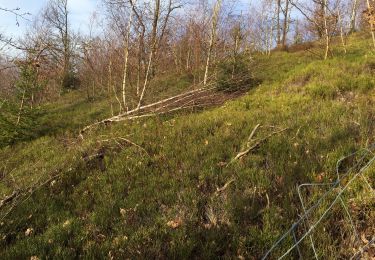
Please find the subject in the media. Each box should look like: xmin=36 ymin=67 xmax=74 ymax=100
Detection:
xmin=0 ymin=33 xmax=374 ymax=259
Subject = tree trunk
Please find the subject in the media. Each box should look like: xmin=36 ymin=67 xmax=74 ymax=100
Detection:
xmin=136 ymin=29 xmax=145 ymax=96
xmin=338 ymin=10 xmax=347 ymax=54
xmin=137 ymin=0 xmax=160 ymax=109
xmin=277 ymin=0 xmax=281 ymax=46
xmin=16 ymin=90 xmax=26 ymax=126
xmin=349 ymin=0 xmax=358 ymax=32
xmin=232 ymin=24 xmax=240 ymax=79
xmin=366 ymin=0 xmax=375 ymax=49
xmin=62 ymin=0 xmax=70 ymax=82
xmin=121 ymin=5 xmax=134 ymax=111
xmin=203 ymin=0 xmax=222 ymax=86
xmin=281 ymin=0 xmax=289 ymax=48
xmin=149 ymin=0 xmax=160 ymax=78
xmin=323 ymin=0 xmax=330 ymax=60
xmin=108 ymin=60 xmax=114 ymax=116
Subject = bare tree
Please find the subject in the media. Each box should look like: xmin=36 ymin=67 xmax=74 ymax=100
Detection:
xmin=43 ymin=0 xmax=74 ymax=87
xmin=135 ymin=0 xmax=182 ymax=109
xmin=365 ymin=0 xmax=375 ymax=48
xmin=349 ymin=0 xmax=359 ymax=32
xmin=281 ymin=0 xmax=290 ymax=48
xmin=289 ymin=0 xmax=339 ymax=60
xmin=203 ymin=0 xmax=222 ymax=86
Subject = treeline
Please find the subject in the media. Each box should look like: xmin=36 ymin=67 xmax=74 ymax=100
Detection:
xmin=0 ymin=0 xmax=375 ymax=143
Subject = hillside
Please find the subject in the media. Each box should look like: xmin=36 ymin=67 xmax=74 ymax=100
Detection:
xmin=0 ymin=33 xmax=374 ymax=259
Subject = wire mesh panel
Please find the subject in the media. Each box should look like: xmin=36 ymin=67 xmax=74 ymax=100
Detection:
xmin=262 ymin=145 xmax=375 ymax=259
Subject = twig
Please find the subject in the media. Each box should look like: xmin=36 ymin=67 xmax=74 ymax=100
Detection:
xmin=79 ymin=86 xmax=216 ymax=136
xmin=0 ymin=173 xmax=61 ymax=221
xmin=227 ymin=127 xmax=289 ymax=166
xmin=215 ymin=178 xmax=235 ymax=195
xmin=0 ymin=190 xmax=20 ymax=210
xmin=100 ymin=137 xmax=149 ymax=156
xmin=247 ymin=123 xmax=261 ymax=144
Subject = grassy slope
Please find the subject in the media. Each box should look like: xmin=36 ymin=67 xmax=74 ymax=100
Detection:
xmin=0 ymin=33 xmax=374 ymax=259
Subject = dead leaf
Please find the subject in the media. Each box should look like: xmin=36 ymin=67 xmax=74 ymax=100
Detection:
xmin=25 ymin=228 xmax=34 ymax=236
xmin=167 ymin=218 xmax=182 ymax=229
xmin=217 ymin=161 xmax=227 ymax=167
xmin=361 ymin=233 xmax=369 ymax=244
xmin=120 ymin=208 xmax=126 ymax=218
xmin=63 ymin=220 xmax=71 ymax=228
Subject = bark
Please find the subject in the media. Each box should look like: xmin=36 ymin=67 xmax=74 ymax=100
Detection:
xmin=277 ymin=0 xmax=281 ymax=46
xmin=203 ymin=0 xmax=222 ymax=86
xmin=232 ymin=24 xmax=240 ymax=79
xmin=366 ymin=0 xmax=375 ymax=49
xmin=16 ymin=90 xmax=26 ymax=126
xmin=129 ymin=0 xmax=146 ymax=96
xmin=108 ymin=60 xmax=114 ymax=116
xmin=149 ymin=0 xmax=160 ymax=78
xmin=63 ymin=0 xmax=70 ymax=77
xmin=338 ymin=10 xmax=347 ymax=54
xmin=281 ymin=0 xmax=289 ymax=48
xmin=136 ymin=0 xmax=160 ymax=109
xmin=349 ymin=0 xmax=358 ymax=32
xmin=121 ymin=4 xmax=134 ymax=111
xmin=323 ymin=0 xmax=330 ymax=60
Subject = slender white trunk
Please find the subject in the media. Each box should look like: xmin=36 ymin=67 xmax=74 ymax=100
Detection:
xmin=16 ymin=90 xmax=26 ymax=126
xmin=186 ymin=48 xmax=191 ymax=71
xmin=108 ymin=60 xmax=115 ymax=116
xmin=338 ymin=10 xmax=347 ymax=54
xmin=203 ymin=0 xmax=222 ymax=86
xmin=269 ymin=17 xmax=273 ymax=56
xmin=137 ymin=51 xmax=153 ymax=110
xmin=122 ymin=6 xmax=134 ymax=112
xmin=323 ymin=0 xmax=330 ymax=60
xmin=232 ymin=27 xmax=240 ymax=79
xmin=366 ymin=0 xmax=375 ymax=49
xmin=137 ymin=0 xmax=160 ymax=109
xmin=350 ymin=0 xmax=358 ymax=32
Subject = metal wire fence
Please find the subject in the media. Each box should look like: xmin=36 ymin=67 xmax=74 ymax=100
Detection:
xmin=262 ymin=144 xmax=375 ymax=259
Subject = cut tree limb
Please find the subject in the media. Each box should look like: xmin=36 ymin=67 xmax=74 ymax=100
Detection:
xmin=215 ymin=178 xmax=235 ymax=195
xmin=0 ymin=190 xmax=20 ymax=210
xmin=227 ymin=126 xmax=289 ymax=166
xmin=79 ymin=86 xmax=216 ymax=137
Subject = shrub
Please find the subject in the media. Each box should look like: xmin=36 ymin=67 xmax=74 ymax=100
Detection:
xmin=216 ymin=57 xmax=260 ymax=92
xmin=62 ymin=72 xmax=80 ymax=90
xmin=0 ymin=64 xmax=44 ymax=147
xmin=307 ymin=82 xmax=337 ymax=99
xmin=0 ymin=100 xmax=41 ymax=147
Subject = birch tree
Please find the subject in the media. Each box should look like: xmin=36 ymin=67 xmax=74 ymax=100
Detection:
xmin=121 ymin=3 xmax=135 ymax=111
xmin=349 ymin=0 xmax=358 ymax=32
xmin=203 ymin=0 xmax=222 ymax=86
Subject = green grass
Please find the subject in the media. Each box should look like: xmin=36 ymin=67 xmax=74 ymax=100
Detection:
xmin=0 ymin=33 xmax=374 ymax=259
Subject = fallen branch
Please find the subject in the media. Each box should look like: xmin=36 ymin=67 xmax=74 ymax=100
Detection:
xmin=227 ymin=127 xmax=289 ymax=166
xmin=247 ymin=123 xmax=261 ymax=144
xmin=0 ymin=190 xmax=20 ymax=210
xmin=79 ymin=86 xmax=216 ymax=137
xmin=215 ymin=178 xmax=235 ymax=195
xmin=100 ymin=137 xmax=150 ymax=156
xmin=0 ymin=173 xmax=61 ymax=221
xmin=79 ymin=72 xmax=254 ymax=137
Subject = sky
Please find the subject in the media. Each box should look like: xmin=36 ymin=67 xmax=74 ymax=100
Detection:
xmin=0 ymin=0 xmax=100 ymax=39
xmin=0 ymin=0 xmax=252 ymax=40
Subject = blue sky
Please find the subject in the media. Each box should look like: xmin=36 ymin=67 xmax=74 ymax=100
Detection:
xmin=0 ymin=0 xmax=252 ymax=39
xmin=0 ymin=0 xmax=100 ymax=38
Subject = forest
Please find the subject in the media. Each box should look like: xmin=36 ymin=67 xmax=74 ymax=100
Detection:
xmin=0 ymin=0 xmax=374 ymax=258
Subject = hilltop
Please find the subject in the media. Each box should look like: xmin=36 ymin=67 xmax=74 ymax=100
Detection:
xmin=0 ymin=33 xmax=374 ymax=259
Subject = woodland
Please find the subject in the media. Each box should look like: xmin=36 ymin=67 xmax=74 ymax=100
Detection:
xmin=0 ymin=0 xmax=374 ymax=258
